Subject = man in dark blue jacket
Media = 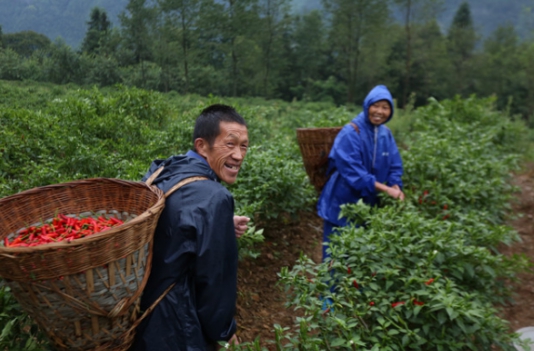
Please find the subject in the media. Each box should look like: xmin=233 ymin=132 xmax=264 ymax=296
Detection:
xmin=317 ymin=85 xmax=404 ymax=260
xmin=131 ymin=104 xmax=249 ymax=351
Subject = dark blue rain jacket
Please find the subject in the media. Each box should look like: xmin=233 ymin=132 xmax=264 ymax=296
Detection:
xmin=130 ymin=151 xmax=237 ymax=351
xmin=317 ymin=85 xmax=403 ymax=226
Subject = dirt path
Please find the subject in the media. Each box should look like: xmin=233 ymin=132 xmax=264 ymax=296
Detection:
xmin=235 ymin=211 xmax=323 ymax=346
xmin=499 ymin=164 xmax=534 ymax=331
xmin=235 ymin=165 xmax=534 ymax=347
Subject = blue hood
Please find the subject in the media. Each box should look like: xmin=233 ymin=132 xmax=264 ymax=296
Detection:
xmin=362 ymin=85 xmax=395 ymax=126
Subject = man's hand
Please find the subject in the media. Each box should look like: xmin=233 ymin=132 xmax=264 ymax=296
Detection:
xmin=218 ymin=334 xmax=239 ymax=350
xmin=233 ymin=216 xmax=250 ymax=238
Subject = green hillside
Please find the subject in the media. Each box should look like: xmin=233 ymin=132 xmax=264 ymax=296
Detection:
xmin=0 ymin=0 xmax=128 ymax=48
xmin=0 ymin=0 xmax=532 ymax=48
xmin=292 ymin=0 xmax=534 ymax=39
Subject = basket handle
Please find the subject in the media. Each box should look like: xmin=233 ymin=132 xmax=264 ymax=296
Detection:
xmin=144 ymin=166 xmax=208 ymax=198
xmin=144 ymin=166 xmax=164 ymax=187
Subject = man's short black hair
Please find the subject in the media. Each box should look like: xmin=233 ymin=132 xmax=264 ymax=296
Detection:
xmin=193 ymin=104 xmax=247 ymax=148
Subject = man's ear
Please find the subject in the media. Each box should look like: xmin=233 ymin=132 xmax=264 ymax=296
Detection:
xmin=194 ymin=138 xmax=209 ymax=158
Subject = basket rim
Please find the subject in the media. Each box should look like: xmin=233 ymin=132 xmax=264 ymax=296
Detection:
xmin=0 ymin=177 xmax=165 ymax=253
xmin=296 ymin=126 xmax=343 ymax=132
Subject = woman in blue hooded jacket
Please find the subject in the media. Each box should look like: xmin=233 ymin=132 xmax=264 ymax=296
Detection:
xmin=317 ymin=85 xmax=404 ymax=260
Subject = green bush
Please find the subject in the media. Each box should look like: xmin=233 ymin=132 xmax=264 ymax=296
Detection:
xmin=272 ymin=201 xmax=527 ymax=351
xmin=228 ymin=141 xmax=316 ymax=223
xmin=0 ymin=286 xmax=48 ymax=351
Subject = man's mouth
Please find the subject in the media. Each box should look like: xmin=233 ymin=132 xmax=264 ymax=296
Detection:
xmin=225 ymin=164 xmax=240 ymax=171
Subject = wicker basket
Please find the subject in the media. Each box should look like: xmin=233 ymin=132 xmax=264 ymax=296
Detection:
xmin=296 ymin=127 xmax=342 ymax=192
xmin=0 ymin=178 xmax=166 ymax=351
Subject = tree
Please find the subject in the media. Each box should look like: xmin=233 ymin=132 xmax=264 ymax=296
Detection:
xmin=322 ymin=0 xmax=389 ymax=104
xmin=2 ymin=31 xmax=51 ymax=57
xmin=81 ymin=7 xmax=112 ymax=55
xmin=447 ymin=1 xmax=477 ymax=95
xmin=393 ymin=0 xmax=442 ymax=107
xmin=45 ymin=39 xmax=85 ymax=85
xmin=411 ymin=20 xmax=453 ymax=104
xmin=284 ymin=10 xmax=328 ymax=100
xmin=478 ymin=26 xmax=522 ymax=113
xmin=157 ymin=0 xmax=201 ymax=93
xmin=204 ymin=0 xmax=259 ymax=96
xmin=520 ymin=42 xmax=534 ymax=124
xmin=257 ymin=0 xmax=291 ymax=97
xmin=119 ymin=0 xmax=157 ymax=79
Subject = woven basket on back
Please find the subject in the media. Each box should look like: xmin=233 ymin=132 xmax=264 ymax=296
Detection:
xmin=0 ymin=178 xmax=166 ymax=351
xmin=296 ymin=127 xmax=342 ymax=192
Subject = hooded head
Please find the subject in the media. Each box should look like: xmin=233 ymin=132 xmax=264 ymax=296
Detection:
xmin=363 ymin=85 xmax=394 ymax=125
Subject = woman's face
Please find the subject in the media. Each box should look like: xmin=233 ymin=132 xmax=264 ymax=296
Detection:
xmin=368 ymin=100 xmax=391 ymax=125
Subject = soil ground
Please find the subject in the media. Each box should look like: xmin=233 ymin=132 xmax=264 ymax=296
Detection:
xmin=235 ymin=164 xmax=534 ymax=349
xmin=498 ymin=164 xmax=534 ymax=332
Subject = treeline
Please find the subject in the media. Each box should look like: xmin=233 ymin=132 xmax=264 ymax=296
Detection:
xmin=0 ymin=0 xmax=533 ymax=122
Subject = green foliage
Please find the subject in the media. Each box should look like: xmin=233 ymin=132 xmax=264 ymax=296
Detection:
xmin=228 ymin=142 xmax=316 ymax=223
xmin=273 ymin=201 xmax=525 ymax=351
xmin=81 ymin=7 xmax=112 ymax=55
xmin=231 ymin=94 xmax=532 ymax=350
xmin=2 ymin=0 xmax=534 ymax=122
xmin=0 ymin=286 xmax=48 ymax=351
xmin=237 ymin=225 xmax=265 ymax=260
xmin=0 ymin=81 xmax=532 ymax=349
xmin=0 ymin=85 xmax=177 ymax=195
xmin=2 ymin=31 xmax=51 ymax=57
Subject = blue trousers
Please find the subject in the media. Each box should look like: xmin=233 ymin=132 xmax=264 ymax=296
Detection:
xmin=322 ymin=220 xmax=340 ymax=262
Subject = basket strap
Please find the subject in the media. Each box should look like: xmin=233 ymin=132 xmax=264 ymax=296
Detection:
xmin=350 ymin=122 xmax=360 ymax=134
xmin=144 ymin=166 xmax=165 ymax=187
xmin=96 ymin=282 xmax=177 ymax=350
xmin=127 ymin=282 xmax=176 ymax=335
xmin=144 ymin=166 xmax=209 ymax=198
xmin=164 ymin=176 xmax=209 ymax=198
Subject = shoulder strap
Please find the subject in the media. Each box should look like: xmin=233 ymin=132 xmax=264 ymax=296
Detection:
xmin=165 ymin=176 xmax=208 ymax=197
xmin=145 ymin=166 xmax=165 ymax=187
xmin=145 ymin=166 xmax=208 ymax=198
xmin=350 ymin=122 xmax=360 ymax=134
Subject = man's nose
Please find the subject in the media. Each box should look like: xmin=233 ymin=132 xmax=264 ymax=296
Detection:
xmin=232 ymin=147 xmax=244 ymax=160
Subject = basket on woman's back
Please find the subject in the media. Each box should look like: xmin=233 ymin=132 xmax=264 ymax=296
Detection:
xmin=296 ymin=127 xmax=342 ymax=192
xmin=0 ymin=178 xmax=165 ymax=351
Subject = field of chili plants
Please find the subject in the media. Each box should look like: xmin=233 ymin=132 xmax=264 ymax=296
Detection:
xmin=260 ymin=97 xmax=533 ymax=350
xmin=0 ymin=80 xmax=532 ymax=350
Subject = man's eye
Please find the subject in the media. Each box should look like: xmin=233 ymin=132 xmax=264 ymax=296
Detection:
xmin=227 ymin=143 xmax=235 ymax=147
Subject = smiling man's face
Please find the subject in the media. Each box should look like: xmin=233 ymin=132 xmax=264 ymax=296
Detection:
xmin=197 ymin=121 xmax=249 ymax=184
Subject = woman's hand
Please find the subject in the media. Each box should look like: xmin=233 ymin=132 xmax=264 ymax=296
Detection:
xmin=375 ymin=182 xmax=405 ymax=201
xmin=387 ymin=184 xmax=404 ymax=201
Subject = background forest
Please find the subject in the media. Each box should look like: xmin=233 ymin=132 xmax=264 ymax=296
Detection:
xmin=1 ymin=0 xmax=534 ymax=123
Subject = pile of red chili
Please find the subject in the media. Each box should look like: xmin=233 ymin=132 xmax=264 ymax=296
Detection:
xmin=3 ymin=214 xmax=124 ymax=248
